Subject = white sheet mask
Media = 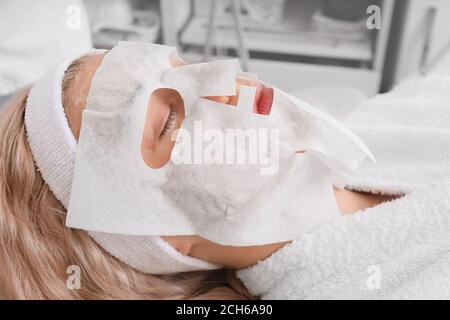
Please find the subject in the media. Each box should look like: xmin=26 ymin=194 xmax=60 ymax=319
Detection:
xmin=67 ymin=42 xmax=374 ymax=246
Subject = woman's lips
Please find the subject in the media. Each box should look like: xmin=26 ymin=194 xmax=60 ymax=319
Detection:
xmin=240 ymin=78 xmax=273 ymax=115
xmin=255 ymin=86 xmax=274 ymax=115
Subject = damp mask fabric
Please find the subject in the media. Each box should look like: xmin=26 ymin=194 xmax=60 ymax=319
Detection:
xmin=67 ymin=42 xmax=374 ymax=246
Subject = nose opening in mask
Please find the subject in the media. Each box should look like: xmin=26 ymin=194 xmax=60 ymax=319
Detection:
xmin=202 ymin=80 xmax=274 ymax=115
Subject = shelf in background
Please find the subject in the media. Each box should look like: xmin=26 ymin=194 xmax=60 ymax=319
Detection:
xmin=181 ymin=52 xmax=380 ymax=96
xmin=180 ymin=0 xmax=373 ymax=62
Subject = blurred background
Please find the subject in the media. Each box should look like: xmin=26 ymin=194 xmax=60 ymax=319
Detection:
xmin=1 ymin=0 xmax=450 ymax=115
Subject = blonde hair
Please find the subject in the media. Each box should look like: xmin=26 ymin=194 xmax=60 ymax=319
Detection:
xmin=0 ymin=58 xmax=253 ymax=300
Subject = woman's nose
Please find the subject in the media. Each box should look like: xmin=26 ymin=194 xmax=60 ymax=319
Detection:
xmin=205 ymin=95 xmax=232 ymax=104
xmin=170 ymin=56 xmax=263 ymax=109
xmin=204 ymin=78 xmax=259 ymax=106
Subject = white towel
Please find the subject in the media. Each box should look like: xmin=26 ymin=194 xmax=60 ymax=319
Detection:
xmin=237 ymin=75 xmax=450 ymax=299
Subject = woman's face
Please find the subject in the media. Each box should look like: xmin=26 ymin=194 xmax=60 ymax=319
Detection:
xmin=69 ymin=52 xmax=285 ymax=270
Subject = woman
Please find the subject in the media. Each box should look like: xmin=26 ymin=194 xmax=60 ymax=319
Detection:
xmin=0 ymin=50 xmax=395 ymax=299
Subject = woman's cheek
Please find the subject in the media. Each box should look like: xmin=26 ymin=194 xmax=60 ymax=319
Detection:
xmin=141 ymin=130 xmax=166 ymax=169
xmin=141 ymin=127 xmax=177 ymax=169
xmin=204 ymin=95 xmax=231 ymax=104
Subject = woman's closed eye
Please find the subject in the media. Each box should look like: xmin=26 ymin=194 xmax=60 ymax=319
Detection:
xmin=160 ymin=103 xmax=176 ymax=139
xmin=141 ymin=88 xmax=185 ymax=169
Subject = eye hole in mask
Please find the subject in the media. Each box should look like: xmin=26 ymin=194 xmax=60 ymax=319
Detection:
xmin=141 ymin=88 xmax=185 ymax=169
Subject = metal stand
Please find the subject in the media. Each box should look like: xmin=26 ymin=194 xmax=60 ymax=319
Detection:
xmin=203 ymin=0 xmax=250 ymax=71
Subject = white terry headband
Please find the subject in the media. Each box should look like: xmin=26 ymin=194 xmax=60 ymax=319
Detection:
xmin=24 ymin=50 xmax=220 ymax=274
